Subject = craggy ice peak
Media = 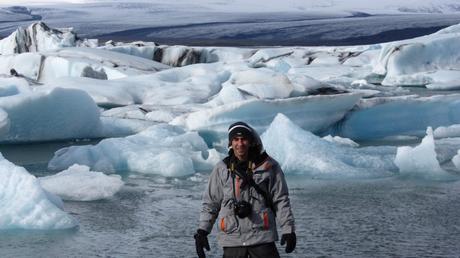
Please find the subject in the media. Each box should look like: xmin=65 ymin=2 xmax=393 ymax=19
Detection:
xmin=394 ymin=127 xmax=450 ymax=176
xmin=0 ymin=153 xmax=78 ymax=230
xmin=0 ymin=22 xmax=77 ymax=55
xmin=261 ymin=113 xmax=397 ymax=178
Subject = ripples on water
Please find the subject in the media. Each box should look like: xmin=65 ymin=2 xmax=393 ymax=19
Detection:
xmin=1 ymin=143 xmax=460 ymax=257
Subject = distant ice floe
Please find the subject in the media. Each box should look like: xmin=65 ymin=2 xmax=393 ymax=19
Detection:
xmin=0 ymin=153 xmax=77 ymax=230
xmin=434 ymin=124 xmax=460 ymax=138
xmin=395 ymin=127 xmax=450 ymax=177
xmin=39 ymin=164 xmax=124 ymax=201
xmin=337 ymin=94 xmax=460 ymax=141
xmin=373 ymin=24 xmax=460 ymax=87
xmin=48 ymin=124 xmax=221 ymax=176
xmin=261 ymin=114 xmax=397 ymax=178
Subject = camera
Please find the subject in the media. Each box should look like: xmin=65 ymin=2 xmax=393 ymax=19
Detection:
xmin=234 ymin=200 xmax=252 ymax=218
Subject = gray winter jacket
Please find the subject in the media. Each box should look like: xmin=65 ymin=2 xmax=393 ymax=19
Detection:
xmin=198 ymin=156 xmax=295 ymax=247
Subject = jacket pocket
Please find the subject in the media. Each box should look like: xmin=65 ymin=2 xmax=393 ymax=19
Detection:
xmin=219 ymin=215 xmax=238 ymax=234
xmin=251 ymin=209 xmax=273 ymax=231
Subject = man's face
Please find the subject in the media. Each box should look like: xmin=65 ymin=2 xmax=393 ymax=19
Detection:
xmin=231 ymin=136 xmax=250 ymax=161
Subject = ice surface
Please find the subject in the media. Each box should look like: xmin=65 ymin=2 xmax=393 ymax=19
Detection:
xmin=48 ymin=123 xmax=216 ymax=176
xmin=374 ymin=28 xmax=460 ymax=86
xmin=39 ymin=164 xmax=124 ymax=201
xmin=452 ymin=150 xmax=460 ymax=170
xmin=338 ymin=94 xmax=460 ymax=141
xmin=394 ymin=127 xmax=449 ymax=176
xmin=0 ymin=153 xmax=77 ymax=230
xmin=434 ymin=124 xmax=460 ymax=138
xmin=172 ymin=93 xmax=362 ymax=145
xmin=260 ymin=113 xmax=397 ymax=178
xmin=322 ymin=135 xmax=359 ymax=147
xmin=0 ymin=22 xmax=76 ymax=55
xmin=0 ymin=87 xmax=102 ymax=143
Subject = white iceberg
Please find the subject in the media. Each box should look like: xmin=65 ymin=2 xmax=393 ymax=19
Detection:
xmin=261 ymin=113 xmax=397 ymax=178
xmin=394 ymin=127 xmax=449 ymax=176
xmin=173 ymin=93 xmax=362 ymax=145
xmin=0 ymin=22 xmax=77 ymax=55
xmin=0 ymin=153 xmax=78 ymax=230
xmin=374 ymin=27 xmax=460 ymax=86
xmin=0 ymin=87 xmax=101 ymax=143
xmin=48 ymin=123 xmax=216 ymax=176
xmin=338 ymin=94 xmax=460 ymax=141
xmin=39 ymin=164 xmax=124 ymax=201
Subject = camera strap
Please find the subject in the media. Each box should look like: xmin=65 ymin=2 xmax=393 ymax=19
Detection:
xmin=225 ymin=158 xmax=276 ymax=216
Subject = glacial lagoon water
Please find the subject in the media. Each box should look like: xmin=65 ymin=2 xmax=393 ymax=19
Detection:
xmin=1 ymin=142 xmax=460 ymax=257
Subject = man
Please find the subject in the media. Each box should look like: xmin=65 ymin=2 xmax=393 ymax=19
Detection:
xmin=194 ymin=121 xmax=296 ymax=258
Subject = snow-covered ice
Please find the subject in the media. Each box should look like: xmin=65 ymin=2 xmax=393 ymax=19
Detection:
xmin=39 ymin=164 xmax=124 ymax=201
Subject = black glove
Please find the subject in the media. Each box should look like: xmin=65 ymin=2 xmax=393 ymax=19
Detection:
xmin=194 ymin=229 xmax=210 ymax=258
xmin=280 ymin=232 xmax=296 ymax=253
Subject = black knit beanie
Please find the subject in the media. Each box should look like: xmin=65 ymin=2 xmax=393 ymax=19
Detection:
xmin=228 ymin=121 xmax=253 ymax=145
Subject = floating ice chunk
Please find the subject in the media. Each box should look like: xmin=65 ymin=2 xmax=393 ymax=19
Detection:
xmin=374 ymin=32 xmax=460 ymax=86
xmin=0 ymin=153 xmax=78 ymax=230
xmin=0 ymin=87 xmax=102 ymax=143
xmin=206 ymin=83 xmax=248 ymax=106
xmin=248 ymin=49 xmax=293 ymax=65
xmin=0 ymin=108 xmax=9 ymax=136
xmin=286 ymin=73 xmax=325 ymax=97
xmin=0 ymin=22 xmax=77 ymax=55
xmin=39 ymin=164 xmax=124 ymax=201
xmin=434 ymin=124 xmax=460 ymax=138
xmin=310 ymin=53 xmax=341 ymax=65
xmin=338 ymin=94 xmax=460 ymax=141
xmin=261 ymin=114 xmax=396 ymax=178
xmin=322 ymin=135 xmax=359 ymax=147
xmin=394 ymin=127 xmax=448 ymax=175
xmin=343 ymin=49 xmax=380 ymax=67
xmin=0 ymin=77 xmax=31 ymax=97
xmin=0 ymin=53 xmax=43 ymax=81
xmin=229 ymin=68 xmax=294 ymax=99
xmin=173 ymin=93 xmax=361 ymax=145
xmin=452 ymin=150 xmax=460 ymax=170
xmin=48 ymin=123 xmax=211 ymax=177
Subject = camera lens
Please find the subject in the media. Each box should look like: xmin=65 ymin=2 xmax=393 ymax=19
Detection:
xmin=234 ymin=200 xmax=252 ymax=218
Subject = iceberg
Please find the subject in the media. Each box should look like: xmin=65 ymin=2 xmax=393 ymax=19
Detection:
xmin=452 ymin=150 xmax=460 ymax=170
xmin=394 ymin=127 xmax=450 ymax=176
xmin=0 ymin=87 xmax=102 ymax=143
xmin=374 ymin=28 xmax=460 ymax=86
xmin=0 ymin=47 xmax=169 ymax=83
xmin=260 ymin=113 xmax=397 ymax=178
xmin=48 ymin=123 xmax=216 ymax=176
xmin=39 ymin=164 xmax=124 ymax=201
xmin=0 ymin=22 xmax=77 ymax=55
xmin=0 ymin=153 xmax=77 ymax=230
xmin=44 ymin=62 xmax=228 ymax=107
xmin=337 ymin=94 xmax=460 ymax=141
xmin=172 ymin=93 xmax=362 ymax=145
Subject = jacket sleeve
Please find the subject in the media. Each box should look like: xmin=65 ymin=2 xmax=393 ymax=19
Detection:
xmin=270 ymin=162 xmax=295 ymax=235
xmin=198 ymin=163 xmax=224 ymax=233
